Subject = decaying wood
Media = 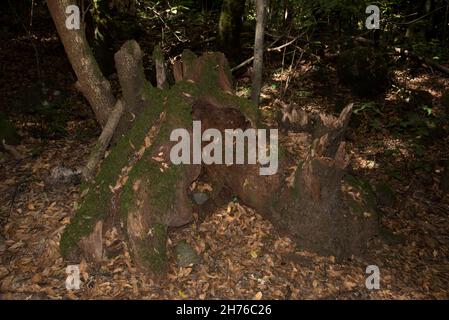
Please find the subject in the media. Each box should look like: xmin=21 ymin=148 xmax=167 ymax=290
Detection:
xmin=153 ymin=45 xmax=168 ymax=90
xmin=63 ymin=49 xmax=378 ymax=274
xmin=79 ymin=220 xmax=103 ymax=263
xmin=82 ymin=100 xmax=125 ymax=181
xmin=174 ymin=52 xmax=234 ymax=94
xmin=113 ymin=41 xmax=150 ymax=141
xmin=114 ymin=41 xmax=147 ymax=115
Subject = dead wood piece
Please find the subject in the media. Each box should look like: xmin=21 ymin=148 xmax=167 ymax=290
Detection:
xmin=83 ymin=100 xmax=125 ymax=181
xmin=79 ymin=220 xmax=104 ymax=263
xmin=153 ymin=45 xmax=168 ymax=90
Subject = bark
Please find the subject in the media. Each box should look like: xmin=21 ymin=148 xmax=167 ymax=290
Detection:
xmin=47 ymin=0 xmax=116 ymax=127
xmin=217 ymin=0 xmax=246 ymax=64
xmin=251 ymin=0 xmax=266 ymax=105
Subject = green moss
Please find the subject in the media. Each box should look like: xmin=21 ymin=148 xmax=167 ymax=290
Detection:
xmin=60 ymin=86 xmax=165 ymax=258
xmin=61 ymin=52 xmax=263 ymax=266
xmin=119 ymin=81 xmax=197 ymax=224
xmin=140 ymin=223 xmax=168 ymax=273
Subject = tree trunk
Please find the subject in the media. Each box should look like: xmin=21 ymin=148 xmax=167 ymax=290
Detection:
xmin=251 ymin=0 xmax=266 ymax=105
xmin=217 ymin=0 xmax=246 ymax=64
xmin=47 ymin=0 xmax=116 ymax=127
xmin=60 ymin=47 xmax=378 ymax=274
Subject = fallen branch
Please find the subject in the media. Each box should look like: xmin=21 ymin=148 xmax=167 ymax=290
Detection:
xmin=231 ymin=36 xmax=299 ymax=72
xmin=82 ymin=99 xmax=125 ymax=181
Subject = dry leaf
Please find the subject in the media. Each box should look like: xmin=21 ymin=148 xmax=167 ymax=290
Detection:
xmin=253 ymin=291 xmax=263 ymax=300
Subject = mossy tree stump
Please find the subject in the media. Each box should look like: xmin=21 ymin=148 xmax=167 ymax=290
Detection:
xmin=61 ymin=41 xmax=378 ymax=275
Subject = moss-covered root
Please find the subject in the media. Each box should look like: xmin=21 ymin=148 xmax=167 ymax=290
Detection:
xmin=127 ymin=208 xmax=168 ymax=274
xmin=60 ymin=86 xmax=165 ymax=259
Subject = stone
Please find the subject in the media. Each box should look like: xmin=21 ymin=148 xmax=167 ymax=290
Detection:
xmin=192 ymin=192 xmax=209 ymax=205
xmin=174 ymin=241 xmax=201 ymax=267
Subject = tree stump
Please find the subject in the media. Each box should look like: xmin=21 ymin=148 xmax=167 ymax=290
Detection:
xmin=60 ymin=41 xmax=378 ymax=275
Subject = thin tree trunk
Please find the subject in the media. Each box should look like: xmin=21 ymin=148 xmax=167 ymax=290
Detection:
xmin=251 ymin=0 xmax=266 ymax=105
xmin=47 ymin=0 xmax=116 ymax=127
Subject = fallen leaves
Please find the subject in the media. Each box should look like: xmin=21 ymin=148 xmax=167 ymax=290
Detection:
xmin=1 ymin=68 xmax=449 ymax=300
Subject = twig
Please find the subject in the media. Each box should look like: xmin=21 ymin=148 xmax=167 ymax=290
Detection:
xmin=231 ymin=36 xmax=299 ymax=72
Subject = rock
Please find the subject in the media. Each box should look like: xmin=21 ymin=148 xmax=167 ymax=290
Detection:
xmin=192 ymin=192 xmax=209 ymax=205
xmin=46 ymin=166 xmax=82 ymax=186
xmin=375 ymin=182 xmax=396 ymax=207
xmin=174 ymin=241 xmax=201 ymax=267
xmin=337 ymin=47 xmax=390 ymax=97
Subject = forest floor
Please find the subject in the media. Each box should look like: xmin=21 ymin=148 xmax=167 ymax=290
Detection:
xmin=1 ymin=15 xmax=449 ymax=300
